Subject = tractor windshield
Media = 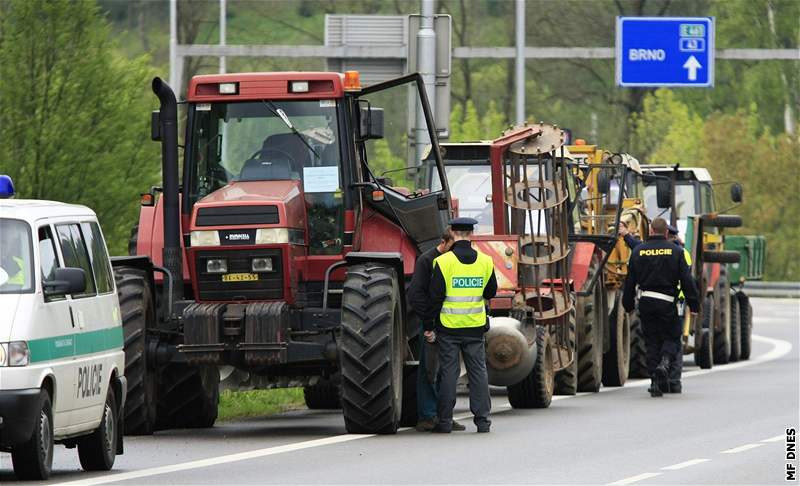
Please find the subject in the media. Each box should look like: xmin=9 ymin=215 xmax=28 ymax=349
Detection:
xmin=643 ymin=182 xmax=696 ymax=221
xmin=187 ymin=100 xmax=341 ymax=203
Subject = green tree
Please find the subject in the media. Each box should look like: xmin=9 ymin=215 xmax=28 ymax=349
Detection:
xmin=0 ymin=0 xmax=158 ymax=255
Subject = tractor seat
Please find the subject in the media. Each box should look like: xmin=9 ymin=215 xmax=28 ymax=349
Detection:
xmin=239 ymin=157 xmax=293 ymax=181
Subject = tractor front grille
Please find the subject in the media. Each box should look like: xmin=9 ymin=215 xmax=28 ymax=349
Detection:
xmin=196 ymin=205 xmax=279 ymax=227
xmin=195 ymin=248 xmax=283 ymax=301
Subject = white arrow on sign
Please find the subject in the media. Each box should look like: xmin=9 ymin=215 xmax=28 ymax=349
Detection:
xmin=683 ymin=55 xmax=702 ymax=81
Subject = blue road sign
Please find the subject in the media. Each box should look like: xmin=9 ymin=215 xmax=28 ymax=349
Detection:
xmin=616 ymin=17 xmax=714 ymax=87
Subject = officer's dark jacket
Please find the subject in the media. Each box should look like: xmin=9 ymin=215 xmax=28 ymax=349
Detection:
xmin=407 ymin=245 xmax=442 ymax=326
xmin=427 ymin=240 xmax=498 ymax=337
xmin=622 ymin=235 xmax=699 ymax=314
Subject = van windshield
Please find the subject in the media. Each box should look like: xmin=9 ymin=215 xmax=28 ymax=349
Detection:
xmin=0 ymin=218 xmax=34 ymax=293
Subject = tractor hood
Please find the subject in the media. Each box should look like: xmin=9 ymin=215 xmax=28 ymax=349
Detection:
xmin=191 ymin=180 xmax=306 ymax=230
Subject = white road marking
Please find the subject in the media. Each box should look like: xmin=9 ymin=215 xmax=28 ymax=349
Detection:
xmin=607 ymin=472 xmax=662 ymax=485
xmin=721 ymin=443 xmax=766 ymax=454
xmin=661 ymin=458 xmax=710 ymax=470
xmin=55 ymin=333 xmax=792 ymax=486
xmin=761 ymin=434 xmax=785 ymax=443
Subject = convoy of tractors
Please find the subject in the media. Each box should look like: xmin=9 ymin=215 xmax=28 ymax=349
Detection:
xmin=1 ymin=68 xmax=766 ymax=474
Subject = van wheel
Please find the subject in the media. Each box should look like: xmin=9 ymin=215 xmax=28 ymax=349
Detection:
xmin=11 ymin=391 xmax=53 ymax=480
xmin=78 ymin=387 xmax=118 ymax=471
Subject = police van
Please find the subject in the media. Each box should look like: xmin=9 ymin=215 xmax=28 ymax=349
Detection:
xmin=0 ymin=182 xmax=126 ymax=480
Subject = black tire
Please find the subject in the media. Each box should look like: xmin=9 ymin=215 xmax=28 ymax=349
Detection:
xmin=339 ymin=264 xmax=404 ymax=434
xmin=713 ymin=277 xmax=732 ymax=365
xmin=702 ymin=214 xmax=743 ymax=228
xmin=303 ymin=379 xmax=341 ymax=409
xmin=508 ymin=326 xmax=553 ymax=409
xmin=704 ymin=251 xmax=741 ymax=264
xmin=114 ymin=266 xmax=158 ymax=435
xmin=602 ymin=293 xmax=630 ymax=387
xmin=738 ymin=293 xmax=753 ymax=360
xmin=78 ymin=387 xmax=118 ymax=471
xmin=577 ymin=281 xmax=605 ymax=392
xmin=729 ymin=292 xmax=741 ymax=362
xmin=11 ymin=391 xmax=53 ymax=480
xmin=695 ymin=297 xmax=714 ymax=369
xmin=628 ymin=311 xmax=649 ymax=378
xmin=158 ymin=364 xmax=220 ymax=429
xmin=554 ymin=311 xmax=577 ymax=395
xmin=128 ymin=223 xmax=139 ymax=255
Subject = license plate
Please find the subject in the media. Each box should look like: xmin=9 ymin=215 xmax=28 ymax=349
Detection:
xmin=222 ymin=273 xmax=258 ymax=282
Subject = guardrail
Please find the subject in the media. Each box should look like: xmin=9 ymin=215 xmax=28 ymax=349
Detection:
xmin=740 ymin=281 xmax=800 ymax=299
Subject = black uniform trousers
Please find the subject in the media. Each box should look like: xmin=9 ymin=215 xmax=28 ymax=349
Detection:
xmin=639 ymin=297 xmax=683 ymax=377
xmin=436 ymin=332 xmax=491 ymax=431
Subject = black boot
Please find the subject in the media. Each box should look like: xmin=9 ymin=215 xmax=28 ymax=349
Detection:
xmin=648 ymin=378 xmax=663 ymax=397
xmin=655 ymin=357 xmax=670 ymax=393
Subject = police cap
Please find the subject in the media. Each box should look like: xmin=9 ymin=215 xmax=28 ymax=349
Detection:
xmin=449 ymin=217 xmax=478 ymax=232
xmin=667 ymin=224 xmax=679 ymax=235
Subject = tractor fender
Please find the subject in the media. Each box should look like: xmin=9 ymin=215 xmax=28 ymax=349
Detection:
xmin=345 ymin=251 xmax=407 ymax=316
xmin=569 ymin=241 xmax=601 ymax=295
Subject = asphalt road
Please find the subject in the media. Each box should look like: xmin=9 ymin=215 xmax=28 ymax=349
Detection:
xmin=2 ymin=297 xmax=798 ymax=485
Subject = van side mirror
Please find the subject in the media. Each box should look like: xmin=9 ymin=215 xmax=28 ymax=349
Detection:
xmin=596 ymin=170 xmax=611 ymax=194
xmin=359 ymin=106 xmax=384 ymax=141
xmin=151 ymin=111 xmax=161 ymax=141
xmin=730 ymin=182 xmax=743 ymax=203
xmin=43 ymin=267 xmax=86 ymax=297
xmin=656 ymin=178 xmax=672 ymax=209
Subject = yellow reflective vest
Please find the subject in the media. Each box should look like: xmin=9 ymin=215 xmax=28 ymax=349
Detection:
xmin=678 ymin=248 xmax=692 ymax=300
xmin=5 ymin=256 xmax=25 ymax=285
xmin=433 ymin=250 xmax=494 ymax=329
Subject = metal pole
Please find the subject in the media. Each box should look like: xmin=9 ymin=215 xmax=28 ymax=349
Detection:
xmin=219 ymin=0 xmax=227 ymax=74
xmin=414 ymin=0 xmax=436 ymax=166
xmin=169 ymin=0 xmax=178 ymax=88
xmin=515 ymin=0 xmax=525 ymax=125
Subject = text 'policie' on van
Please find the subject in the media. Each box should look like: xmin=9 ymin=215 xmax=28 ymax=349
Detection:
xmin=0 ymin=179 xmax=126 ymax=480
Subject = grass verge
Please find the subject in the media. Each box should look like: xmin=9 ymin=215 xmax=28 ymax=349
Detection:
xmin=218 ymin=388 xmax=305 ymax=422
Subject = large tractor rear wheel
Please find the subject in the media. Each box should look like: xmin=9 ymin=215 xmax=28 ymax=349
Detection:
xmin=628 ymin=311 xmax=649 ymax=378
xmin=729 ymin=292 xmax=741 ymax=362
xmin=713 ymin=276 xmax=732 ymax=364
xmin=694 ymin=297 xmax=714 ymax=369
xmin=508 ymin=326 xmax=553 ymax=409
xmin=304 ymin=378 xmax=341 ymax=410
xmin=576 ymin=282 xmax=605 ymax=392
xmin=339 ymin=264 xmax=404 ymax=434
xmin=737 ymin=292 xmax=753 ymax=360
xmin=602 ymin=293 xmax=630 ymax=387
xmin=554 ymin=311 xmax=577 ymax=395
xmin=114 ymin=266 xmax=157 ymax=435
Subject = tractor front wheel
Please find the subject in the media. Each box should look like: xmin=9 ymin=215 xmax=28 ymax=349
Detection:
xmin=508 ymin=326 xmax=553 ymax=409
xmin=602 ymin=293 xmax=630 ymax=387
xmin=339 ymin=264 xmax=404 ymax=434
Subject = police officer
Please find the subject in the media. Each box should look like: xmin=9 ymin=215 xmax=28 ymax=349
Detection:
xmin=407 ymin=231 xmax=465 ymax=432
xmin=427 ymin=217 xmax=497 ymax=432
xmin=623 ymin=218 xmax=699 ymax=397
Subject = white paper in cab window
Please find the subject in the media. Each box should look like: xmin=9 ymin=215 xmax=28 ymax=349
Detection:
xmin=303 ymin=166 xmax=340 ymax=193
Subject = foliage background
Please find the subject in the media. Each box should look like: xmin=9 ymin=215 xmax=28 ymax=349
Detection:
xmin=0 ymin=0 xmax=797 ymax=279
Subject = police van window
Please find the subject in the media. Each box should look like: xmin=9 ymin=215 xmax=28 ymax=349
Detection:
xmin=0 ymin=218 xmax=34 ymax=294
xmin=38 ymin=226 xmax=64 ymax=302
xmin=80 ymin=222 xmax=114 ymax=294
xmin=56 ymin=224 xmax=97 ymax=297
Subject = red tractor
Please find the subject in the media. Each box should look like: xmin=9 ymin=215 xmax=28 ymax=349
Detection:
xmin=113 ymin=71 xmax=454 ymax=434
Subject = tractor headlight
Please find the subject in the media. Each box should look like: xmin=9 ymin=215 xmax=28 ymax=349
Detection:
xmin=1 ymin=341 xmax=30 ymax=367
xmin=251 ymin=257 xmax=273 ymax=273
xmin=206 ymin=258 xmax=228 ymax=274
xmin=191 ymin=230 xmax=221 ymax=247
xmin=255 ymin=228 xmax=289 ymax=244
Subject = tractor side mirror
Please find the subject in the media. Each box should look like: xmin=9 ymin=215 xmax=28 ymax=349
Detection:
xmin=596 ymin=170 xmax=611 ymax=194
xmin=730 ymin=182 xmax=743 ymax=203
xmin=359 ymin=106 xmax=384 ymax=141
xmin=151 ymin=111 xmax=161 ymax=141
xmin=656 ymin=178 xmax=672 ymax=209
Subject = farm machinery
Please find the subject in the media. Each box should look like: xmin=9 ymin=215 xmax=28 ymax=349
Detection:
xmin=115 ymin=71 xmax=456 ymax=434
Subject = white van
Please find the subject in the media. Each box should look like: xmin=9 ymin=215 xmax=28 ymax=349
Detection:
xmin=0 ymin=199 xmax=126 ymax=480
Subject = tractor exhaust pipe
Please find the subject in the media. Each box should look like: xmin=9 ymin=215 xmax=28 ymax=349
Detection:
xmin=151 ymin=77 xmax=183 ymax=304
xmin=484 ymin=317 xmax=537 ymax=386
